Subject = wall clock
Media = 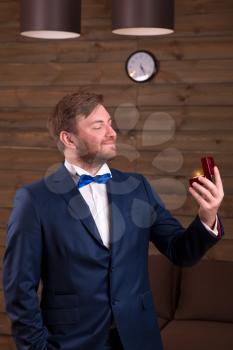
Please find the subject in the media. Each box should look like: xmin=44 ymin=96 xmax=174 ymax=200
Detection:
xmin=125 ymin=50 xmax=159 ymax=83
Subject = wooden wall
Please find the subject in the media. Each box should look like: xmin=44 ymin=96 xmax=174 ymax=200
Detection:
xmin=0 ymin=0 xmax=233 ymax=348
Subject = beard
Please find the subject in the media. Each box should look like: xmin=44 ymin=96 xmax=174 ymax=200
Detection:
xmin=75 ymin=141 xmax=117 ymax=165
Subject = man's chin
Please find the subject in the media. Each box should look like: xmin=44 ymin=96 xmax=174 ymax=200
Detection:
xmin=101 ymin=145 xmax=117 ymax=159
xmin=80 ymin=150 xmax=117 ymax=164
xmin=100 ymin=150 xmax=117 ymax=161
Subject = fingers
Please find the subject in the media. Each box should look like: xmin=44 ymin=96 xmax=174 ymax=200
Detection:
xmin=189 ymin=181 xmax=215 ymax=208
xmin=213 ymin=166 xmax=224 ymax=195
xmin=191 ymin=166 xmax=223 ymax=197
xmin=189 ymin=185 xmax=208 ymax=207
xmin=191 ymin=180 xmax=214 ymax=202
xmin=189 ymin=165 xmax=224 ymax=209
xmin=189 ymin=165 xmax=224 ymax=228
xmin=192 ymin=175 xmax=217 ymax=198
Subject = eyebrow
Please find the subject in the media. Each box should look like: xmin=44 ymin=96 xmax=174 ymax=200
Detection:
xmin=91 ymin=118 xmax=112 ymax=125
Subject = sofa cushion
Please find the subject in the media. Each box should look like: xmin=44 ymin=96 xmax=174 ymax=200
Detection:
xmin=175 ymin=259 xmax=233 ymax=322
xmin=157 ymin=317 xmax=170 ymax=330
xmin=148 ymin=254 xmax=180 ymax=320
xmin=161 ymin=320 xmax=233 ymax=350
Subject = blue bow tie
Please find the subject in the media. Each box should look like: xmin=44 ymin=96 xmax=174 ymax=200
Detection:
xmin=78 ymin=173 xmax=111 ymax=188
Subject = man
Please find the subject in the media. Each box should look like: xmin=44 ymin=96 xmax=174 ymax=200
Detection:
xmin=3 ymin=92 xmax=224 ymax=350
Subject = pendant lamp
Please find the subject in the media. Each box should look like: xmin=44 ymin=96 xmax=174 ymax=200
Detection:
xmin=112 ymin=0 xmax=174 ymax=36
xmin=20 ymin=0 xmax=81 ymax=39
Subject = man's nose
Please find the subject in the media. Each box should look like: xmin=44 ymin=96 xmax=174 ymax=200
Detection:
xmin=107 ymin=125 xmax=117 ymax=138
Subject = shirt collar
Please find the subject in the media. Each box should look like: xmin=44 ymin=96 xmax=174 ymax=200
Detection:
xmin=64 ymin=159 xmax=112 ymax=178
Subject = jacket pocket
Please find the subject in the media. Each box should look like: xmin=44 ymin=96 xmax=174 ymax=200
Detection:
xmin=41 ymin=291 xmax=79 ymax=309
xmin=42 ymin=307 xmax=80 ymax=325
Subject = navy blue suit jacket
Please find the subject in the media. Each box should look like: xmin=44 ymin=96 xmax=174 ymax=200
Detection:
xmin=3 ymin=164 xmax=222 ymax=350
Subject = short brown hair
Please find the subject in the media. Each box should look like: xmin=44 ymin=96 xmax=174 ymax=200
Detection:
xmin=47 ymin=91 xmax=103 ymax=151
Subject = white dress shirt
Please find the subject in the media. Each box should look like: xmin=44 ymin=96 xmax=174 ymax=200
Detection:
xmin=201 ymin=218 xmax=219 ymax=236
xmin=65 ymin=160 xmax=112 ymax=248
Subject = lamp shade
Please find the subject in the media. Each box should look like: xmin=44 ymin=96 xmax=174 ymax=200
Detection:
xmin=112 ymin=0 xmax=174 ymax=36
xmin=20 ymin=0 xmax=81 ymax=39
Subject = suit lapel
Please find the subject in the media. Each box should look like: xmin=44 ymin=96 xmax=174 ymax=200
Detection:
xmin=46 ymin=164 xmax=106 ymax=248
xmin=107 ymin=170 xmax=137 ymax=248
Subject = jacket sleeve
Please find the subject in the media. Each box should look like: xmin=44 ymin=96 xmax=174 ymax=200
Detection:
xmin=3 ymin=187 xmax=48 ymax=350
xmin=141 ymin=176 xmax=223 ymax=266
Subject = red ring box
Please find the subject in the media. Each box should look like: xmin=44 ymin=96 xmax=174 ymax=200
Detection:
xmin=189 ymin=157 xmax=215 ymax=187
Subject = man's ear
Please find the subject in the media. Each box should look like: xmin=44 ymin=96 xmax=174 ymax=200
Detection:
xmin=59 ymin=131 xmax=76 ymax=149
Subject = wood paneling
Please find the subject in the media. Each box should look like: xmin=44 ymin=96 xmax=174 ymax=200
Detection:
xmin=0 ymin=336 xmax=16 ymax=350
xmin=1 ymin=128 xmax=233 ymax=152
xmin=0 ymin=86 xmax=138 ymax=108
xmin=149 ymin=240 xmax=233 ymax=262
xmin=0 ymin=84 xmax=232 ymax=108
xmin=0 ymin=313 xmax=11 ymax=335
xmin=139 ymin=37 xmax=233 ymax=61
xmin=137 ymin=83 xmax=233 ymax=106
xmin=0 ymin=208 xmax=12 ymax=228
xmin=137 ymin=152 xmax=233 ymax=176
xmin=0 ymin=106 xmax=233 ymax=131
xmin=0 ymin=0 xmax=232 ymax=346
xmin=0 ymin=60 xmax=232 ymax=86
xmin=0 ymin=37 xmax=233 ymax=64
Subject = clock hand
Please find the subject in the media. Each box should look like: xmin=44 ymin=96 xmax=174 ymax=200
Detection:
xmin=140 ymin=63 xmax=146 ymax=75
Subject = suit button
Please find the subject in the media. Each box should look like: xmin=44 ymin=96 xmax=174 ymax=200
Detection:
xmin=112 ymin=299 xmax=119 ymax=305
xmin=109 ymin=267 xmax=114 ymax=272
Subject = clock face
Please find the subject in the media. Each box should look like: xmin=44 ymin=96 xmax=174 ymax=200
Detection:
xmin=126 ymin=51 xmax=158 ymax=83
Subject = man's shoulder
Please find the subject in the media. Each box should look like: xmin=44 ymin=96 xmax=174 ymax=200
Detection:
xmin=16 ymin=178 xmax=50 ymax=205
xmin=20 ymin=177 xmax=46 ymax=193
xmin=18 ymin=163 xmax=71 ymax=196
xmin=110 ymin=167 xmax=144 ymax=181
xmin=109 ymin=168 xmax=148 ymax=195
xmin=110 ymin=167 xmax=165 ymax=206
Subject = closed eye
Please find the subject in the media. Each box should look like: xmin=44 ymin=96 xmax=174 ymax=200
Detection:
xmin=91 ymin=118 xmax=112 ymax=130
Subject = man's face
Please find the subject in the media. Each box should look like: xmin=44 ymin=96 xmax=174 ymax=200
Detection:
xmin=72 ymin=104 xmax=117 ymax=163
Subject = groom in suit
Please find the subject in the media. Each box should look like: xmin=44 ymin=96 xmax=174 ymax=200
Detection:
xmin=3 ymin=92 xmax=224 ymax=350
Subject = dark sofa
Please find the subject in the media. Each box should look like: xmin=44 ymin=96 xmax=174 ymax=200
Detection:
xmin=148 ymin=254 xmax=233 ymax=350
